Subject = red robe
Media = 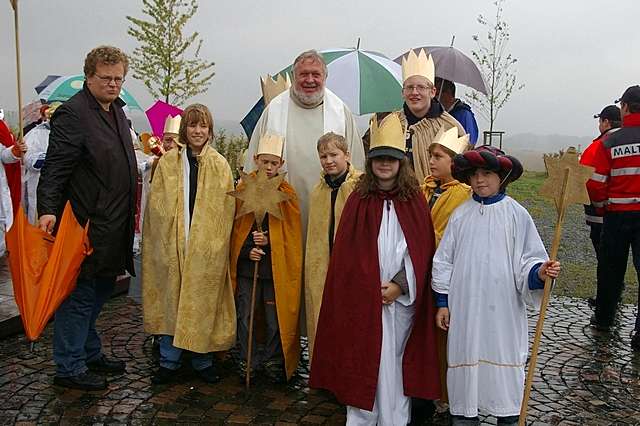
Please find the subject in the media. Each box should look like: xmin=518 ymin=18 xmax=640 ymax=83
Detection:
xmin=0 ymin=120 xmax=21 ymax=214
xmin=309 ymin=188 xmax=440 ymax=410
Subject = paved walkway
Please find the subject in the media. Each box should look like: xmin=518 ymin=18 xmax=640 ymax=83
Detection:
xmin=0 ymin=295 xmax=639 ymax=425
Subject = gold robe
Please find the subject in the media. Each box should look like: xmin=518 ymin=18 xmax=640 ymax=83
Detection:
xmin=229 ymin=175 xmax=303 ymax=380
xmin=423 ymin=176 xmax=472 ymax=246
xmin=304 ymin=166 xmax=362 ymax=360
xmin=423 ymin=175 xmax=471 ymax=404
xmin=397 ymin=110 xmax=465 ymax=182
xmin=142 ymin=145 xmax=237 ymax=353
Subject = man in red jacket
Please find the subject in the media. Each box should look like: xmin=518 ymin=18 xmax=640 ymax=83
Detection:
xmin=580 ymin=105 xmax=621 ymax=307
xmin=588 ymin=86 xmax=640 ymax=349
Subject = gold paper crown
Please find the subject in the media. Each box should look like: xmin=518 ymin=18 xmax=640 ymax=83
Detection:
xmin=401 ymin=48 xmax=435 ymax=84
xmin=257 ymin=134 xmax=284 ymax=158
xmin=163 ymin=115 xmax=181 ymax=135
xmin=261 ymin=73 xmax=291 ymax=106
xmin=369 ymin=113 xmax=406 ymax=154
xmin=432 ymin=126 xmax=470 ymax=155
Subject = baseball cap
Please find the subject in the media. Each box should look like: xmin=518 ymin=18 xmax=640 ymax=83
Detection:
xmin=593 ymin=105 xmax=621 ymax=121
xmin=615 ymin=85 xmax=640 ymax=104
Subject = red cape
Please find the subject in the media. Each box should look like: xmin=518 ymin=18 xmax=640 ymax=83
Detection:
xmin=0 ymin=120 xmax=21 ymax=214
xmin=309 ymin=189 xmax=440 ymax=410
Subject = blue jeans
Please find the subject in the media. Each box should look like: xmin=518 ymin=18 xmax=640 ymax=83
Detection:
xmin=158 ymin=335 xmax=212 ymax=371
xmin=53 ymin=277 xmax=115 ymax=377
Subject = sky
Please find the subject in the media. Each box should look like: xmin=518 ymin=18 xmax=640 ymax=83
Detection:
xmin=1 ymin=0 xmax=638 ymax=138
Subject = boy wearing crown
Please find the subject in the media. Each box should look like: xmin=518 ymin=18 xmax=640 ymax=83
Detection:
xmin=229 ymin=134 xmax=303 ymax=383
xmin=432 ymin=146 xmax=560 ymax=425
xmin=397 ymin=48 xmax=465 ymax=183
xmin=310 ymin=114 xmax=440 ymax=425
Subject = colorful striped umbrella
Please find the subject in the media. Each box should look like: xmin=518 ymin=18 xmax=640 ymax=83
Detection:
xmin=241 ymin=48 xmax=402 ymax=138
xmin=38 ymin=74 xmax=143 ymax=111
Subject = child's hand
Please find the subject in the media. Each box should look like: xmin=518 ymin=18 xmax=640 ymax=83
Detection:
xmin=538 ymin=260 xmax=561 ymax=282
xmin=252 ymin=231 xmax=269 ymax=246
xmin=249 ymin=247 xmax=265 ymax=262
xmin=436 ymin=307 xmax=450 ymax=331
xmin=381 ymin=281 xmax=402 ymax=305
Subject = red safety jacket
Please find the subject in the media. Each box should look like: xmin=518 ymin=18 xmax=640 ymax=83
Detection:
xmin=587 ymin=113 xmax=640 ymax=212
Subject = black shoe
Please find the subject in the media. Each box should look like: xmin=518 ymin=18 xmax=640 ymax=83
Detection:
xmin=632 ymin=331 xmax=640 ymax=351
xmin=497 ymin=415 xmax=521 ymax=425
xmin=53 ymin=371 xmax=107 ymax=391
xmin=590 ymin=314 xmax=612 ymax=332
xmin=196 ymin=366 xmax=221 ymax=384
xmin=86 ymin=355 xmax=126 ymax=374
xmin=237 ymin=360 xmax=256 ymax=381
xmin=263 ymin=360 xmax=286 ymax=384
xmin=587 ymin=297 xmax=596 ymax=308
xmin=151 ymin=367 xmax=176 ymax=385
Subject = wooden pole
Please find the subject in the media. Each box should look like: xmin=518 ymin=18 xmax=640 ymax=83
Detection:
xmin=11 ymin=0 xmax=24 ymax=143
xmin=519 ymin=167 xmax=570 ymax=425
xmin=245 ymin=225 xmax=262 ymax=389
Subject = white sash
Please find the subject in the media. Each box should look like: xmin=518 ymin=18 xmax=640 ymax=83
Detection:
xmin=265 ymin=88 xmax=346 ymax=138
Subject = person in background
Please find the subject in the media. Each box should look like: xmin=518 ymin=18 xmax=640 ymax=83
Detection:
xmin=435 ymin=77 xmax=479 ymax=146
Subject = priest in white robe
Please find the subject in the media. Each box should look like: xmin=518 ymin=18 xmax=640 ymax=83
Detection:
xmin=245 ymin=50 xmax=364 ymax=223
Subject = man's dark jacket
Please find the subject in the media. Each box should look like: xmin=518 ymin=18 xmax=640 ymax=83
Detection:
xmin=37 ymin=85 xmax=138 ymax=279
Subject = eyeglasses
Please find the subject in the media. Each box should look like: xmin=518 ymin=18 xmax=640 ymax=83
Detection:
xmin=94 ymin=74 xmax=125 ymax=85
xmin=403 ymin=84 xmax=432 ymax=93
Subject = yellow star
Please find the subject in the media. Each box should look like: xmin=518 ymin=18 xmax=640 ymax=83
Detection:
xmin=228 ymin=169 xmax=292 ymax=227
xmin=539 ymin=148 xmax=594 ymax=210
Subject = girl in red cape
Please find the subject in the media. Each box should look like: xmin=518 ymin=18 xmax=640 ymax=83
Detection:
xmin=310 ymin=113 xmax=440 ymax=425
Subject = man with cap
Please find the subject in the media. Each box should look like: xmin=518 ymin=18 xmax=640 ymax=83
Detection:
xmin=588 ymin=86 xmax=640 ymax=347
xmin=395 ymin=49 xmax=465 ymax=183
xmin=580 ymin=105 xmax=621 ymax=306
xmin=435 ymin=77 xmax=479 ymax=146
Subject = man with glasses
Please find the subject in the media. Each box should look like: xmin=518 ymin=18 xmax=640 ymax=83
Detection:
xmin=38 ymin=45 xmax=138 ymax=390
xmin=396 ymin=49 xmax=464 ymax=182
xmin=588 ymin=86 xmax=640 ymax=349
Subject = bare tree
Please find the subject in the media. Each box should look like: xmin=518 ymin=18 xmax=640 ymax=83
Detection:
xmin=466 ymin=0 xmax=524 ymax=133
xmin=126 ymin=0 xmax=215 ymax=106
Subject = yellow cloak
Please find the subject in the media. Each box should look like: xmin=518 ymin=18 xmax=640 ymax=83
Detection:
xmin=304 ymin=166 xmax=362 ymax=360
xmin=229 ymin=174 xmax=303 ymax=380
xmin=422 ymin=176 xmax=471 ymax=246
xmin=142 ymin=145 xmax=237 ymax=353
xmin=423 ymin=175 xmax=471 ymax=403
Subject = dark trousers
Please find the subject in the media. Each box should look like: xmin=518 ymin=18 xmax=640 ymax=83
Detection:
xmin=53 ymin=277 xmax=115 ymax=377
xmin=589 ymin=222 xmax=602 ymax=260
xmin=236 ymin=275 xmax=283 ymax=368
xmin=595 ymin=211 xmax=640 ymax=328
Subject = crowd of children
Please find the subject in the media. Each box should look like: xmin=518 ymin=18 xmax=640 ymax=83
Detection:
xmin=130 ymin=95 xmax=559 ymax=425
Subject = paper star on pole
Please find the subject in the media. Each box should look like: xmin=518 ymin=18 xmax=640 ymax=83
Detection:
xmin=228 ymin=170 xmax=291 ymax=226
xmin=539 ymin=148 xmax=594 ymax=210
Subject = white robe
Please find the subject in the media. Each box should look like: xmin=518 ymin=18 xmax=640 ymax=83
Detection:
xmin=22 ymin=122 xmax=50 ymax=224
xmin=432 ymin=195 xmax=547 ymax=418
xmin=245 ymin=89 xmax=364 ymax=226
xmin=347 ymin=199 xmax=417 ymax=426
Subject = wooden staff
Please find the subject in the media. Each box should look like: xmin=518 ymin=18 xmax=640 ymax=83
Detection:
xmin=519 ymin=149 xmax=592 ymax=425
xmin=245 ymin=225 xmax=263 ymax=389
xmin=10 ymin=0 xmax=25 ymax=143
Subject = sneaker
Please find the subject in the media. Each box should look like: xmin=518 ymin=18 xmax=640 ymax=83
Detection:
xmin=632 ymin=331 xmax=640 ymax=351
xmin=237 ymin=360 xmax=256 ymax=381
xmin=590 ymin=314 xmax=612 ymax=332
xmin=196 ymin=366 xmax=221 ymax=384
xmin=53 ymin=371 xmax=106 ymax=391
xmin=86 ymin=355 xmax=126 ymax=374
xmin=151 ymin=367 xmax=175 ymax=385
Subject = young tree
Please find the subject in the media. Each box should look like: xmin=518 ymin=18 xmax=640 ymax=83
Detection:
xmin=126 ymin=0 xmax=215 ymax=106
xmin=466 ymin=0 xmax=524 ymax=133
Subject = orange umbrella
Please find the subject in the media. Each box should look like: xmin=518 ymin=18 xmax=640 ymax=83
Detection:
xmin=5 ymin=202 xmax=92 ymax=341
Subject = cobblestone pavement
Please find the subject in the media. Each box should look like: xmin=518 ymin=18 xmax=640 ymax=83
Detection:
xmin=1 ymin=296 xmax=640 ymax=425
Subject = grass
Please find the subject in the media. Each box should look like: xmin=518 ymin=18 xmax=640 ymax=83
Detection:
xmin=509 ymin=171 xmax=638 ymax=304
